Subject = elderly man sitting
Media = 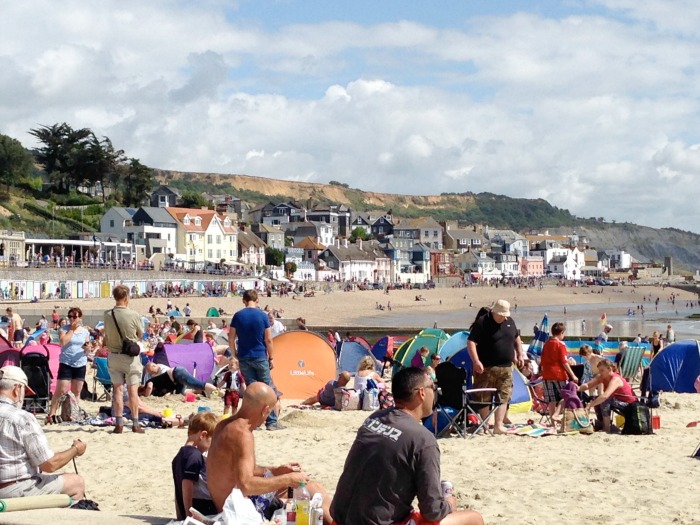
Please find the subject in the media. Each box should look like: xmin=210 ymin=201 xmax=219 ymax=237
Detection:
xmin=0 ymin=366 xmax=87 ymax=500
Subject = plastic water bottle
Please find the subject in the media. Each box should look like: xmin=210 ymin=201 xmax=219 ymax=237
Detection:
xmin=293 ymin=482 xmax=310 ymax=525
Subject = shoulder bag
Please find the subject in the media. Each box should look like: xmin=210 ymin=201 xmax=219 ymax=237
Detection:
xmin=111 ymin=309 xmax=141 ymax=357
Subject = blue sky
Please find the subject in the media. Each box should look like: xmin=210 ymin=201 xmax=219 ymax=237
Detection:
xmin=2 ymin=0 xmax=700 ymax=231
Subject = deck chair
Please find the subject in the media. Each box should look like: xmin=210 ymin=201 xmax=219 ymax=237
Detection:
xmin=434 ymin=362 xmax=499 ymax=438
xmin=618 ymin=346 xmax=645 ymax=387
xmin=92 ymin=357 xmax=112 ymax=402
xmin=526 ymin=378 xmax=553 ymax=426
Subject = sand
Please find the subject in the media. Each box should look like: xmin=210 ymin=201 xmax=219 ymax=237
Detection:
xmin=17 ymin=388 xmax=700 ymax=525
xmin=5 ymin=284 xmax=700 ymax=524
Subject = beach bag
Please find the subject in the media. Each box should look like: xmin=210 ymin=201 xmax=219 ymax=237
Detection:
xmin=560 ymin=408 xmax=594 ymax=434
xmin=59 ymin=391 xmax=84 ymax=422
xmin=362 ymin=389 xmax=380 ymax=411
xmin=621 ymin=402 xmax=653 ymax=435
xmin=334 ymin=388 xmax=360 ymax=411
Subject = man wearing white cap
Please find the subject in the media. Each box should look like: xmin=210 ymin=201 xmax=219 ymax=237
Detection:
xmin=467 ymin=300 xmax=524 ymax=434
xmin=594 ymin=324 xmax=613 ymax=352
xmin=0 ymin=366 xmax=87 ymax=500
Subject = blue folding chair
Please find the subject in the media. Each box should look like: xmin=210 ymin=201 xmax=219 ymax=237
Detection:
xmin=92 ymin=357 xmax=112 ymax=402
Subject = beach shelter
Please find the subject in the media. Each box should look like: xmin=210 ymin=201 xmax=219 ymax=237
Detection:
xmin=153 ymin=342 xmax=216 ymax=383
xmin=438 ymin=331 xmax=470 ymax=361
xmin=338 ymin=341 xmax=381 ymax=375
xmin=0 ymin=335 xmax=20 ymax=368
xmin=371 ymin=336 xmax=407 ymax=362
xmin=650 ymin=340 xmax=700 ymax=393
xmin=447 ymin=348 xmax=532 ymax=413
xmin=206 ymin=307 xmax=220 ymax=317
xmin=271 ymin=331 xmax=337 ymax=399
xmin=393 ymin=328 xmax=449 ymax=374
xmin=351 ymin=336 xmax=372 ymax=351
xmin=528 ymin=314 xmax=549 ymax=357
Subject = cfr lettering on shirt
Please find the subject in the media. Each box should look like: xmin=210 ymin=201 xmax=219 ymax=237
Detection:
xmin=364 ymin=418 xmax=402 ymax=441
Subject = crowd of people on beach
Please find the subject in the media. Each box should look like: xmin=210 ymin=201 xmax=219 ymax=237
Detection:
xmin=0 ymin=281 xmax=689 ymax=524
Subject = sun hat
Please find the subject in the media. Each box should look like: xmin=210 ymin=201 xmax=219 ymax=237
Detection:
xmin=0 ymin=365 xmax=35 ymax=395
xmin=492 ymin=299 xmax=511 ymax=317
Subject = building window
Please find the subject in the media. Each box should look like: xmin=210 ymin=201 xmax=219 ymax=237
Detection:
xmin=216 ymin=235 xmax=221 ymax=244
xmin=207 ymin=234 xmax=213 ymax=244
xmin=109 ymin=220 xmax=114 ymax=227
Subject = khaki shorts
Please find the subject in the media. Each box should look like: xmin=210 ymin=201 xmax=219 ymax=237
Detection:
xmin=0 ymin=474 xmax=63 ymax=499
xmin=473 ymin=365 xmax=513 ymax=404
xmin=108 ymin=352 xmax=143 ymax=386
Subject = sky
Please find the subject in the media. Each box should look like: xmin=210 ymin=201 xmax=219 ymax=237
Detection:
xmin=2 ymin=0 xmax=700 ymax=232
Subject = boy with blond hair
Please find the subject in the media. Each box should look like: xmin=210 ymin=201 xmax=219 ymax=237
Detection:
xmin=172 ymin=411 xmax=219 ymax=519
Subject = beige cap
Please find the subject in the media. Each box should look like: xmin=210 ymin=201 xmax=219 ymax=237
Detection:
xmin=492 ymin=299 xmax=511 ymax=317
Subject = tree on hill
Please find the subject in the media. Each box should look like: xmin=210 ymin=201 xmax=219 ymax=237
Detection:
xmin=181 ymin=190 xmax=209 ymax=209
xmin=0 ymin=134 xmax=33 ymax=194
xmin=120 ymin=159 xmax=154 ymax=207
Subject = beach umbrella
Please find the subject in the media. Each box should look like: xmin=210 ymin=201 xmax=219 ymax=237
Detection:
xmin=528 ymin=313 xmax=549 ymax=357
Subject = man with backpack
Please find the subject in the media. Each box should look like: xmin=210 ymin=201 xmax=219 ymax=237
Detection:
xmin=0 ymin=366 xmax=87 ymax=500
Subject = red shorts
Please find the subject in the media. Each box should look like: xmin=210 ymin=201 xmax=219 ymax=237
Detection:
xmin=224 ymin=390 xmax=240 ymax=408
xmin=333 ymin=510 xmax=439 ymax=525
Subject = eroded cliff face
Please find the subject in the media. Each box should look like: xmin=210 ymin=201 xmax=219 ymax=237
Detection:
xmin=156 ymin=169 xmax=475 ymax=211
xmin=156 ymin=170 xmax=700 ymax=272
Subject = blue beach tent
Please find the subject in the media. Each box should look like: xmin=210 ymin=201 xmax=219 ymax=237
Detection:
xmin=650 ymin=340 xmax=700 ymax=393
xmin=338 ymin=340 xmax=381 ymax=375
xmin=438 ymin=331 xmax=469 ymax=361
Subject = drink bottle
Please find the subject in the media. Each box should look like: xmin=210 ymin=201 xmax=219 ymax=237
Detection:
xmin=293 ymin=482 xmax=310 ymax=525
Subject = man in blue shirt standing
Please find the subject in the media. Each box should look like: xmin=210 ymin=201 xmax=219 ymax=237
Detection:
xmin=229 ymin=289 xmax=284 ymax=431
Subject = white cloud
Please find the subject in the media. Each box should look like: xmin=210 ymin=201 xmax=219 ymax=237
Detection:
xmin=2 ymin=1 xmax=700 ymax=231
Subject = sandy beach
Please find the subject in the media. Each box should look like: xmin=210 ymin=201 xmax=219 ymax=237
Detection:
xmin=12 ymin=282 xmax=700 ymax=339
xmin=4 ymin=283 xmax=700 ymax=525
xmin=7 ymin=388 xmax=700 ymax=525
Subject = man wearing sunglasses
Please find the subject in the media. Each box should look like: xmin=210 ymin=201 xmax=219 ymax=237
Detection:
xmin=331 ymin=367 xmax=483 ymax=525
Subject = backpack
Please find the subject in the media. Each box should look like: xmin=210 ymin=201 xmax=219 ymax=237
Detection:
xmin=59 ymin=391 xmax=85 ymax=422
xmin=621 ymin=402 xmax=653 ymax=435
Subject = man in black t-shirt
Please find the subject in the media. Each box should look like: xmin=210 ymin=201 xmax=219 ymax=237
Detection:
xmin=331 ymin=367 xmax=483 ymax=525
xmin=467 ymin=299 xmax=524 ymax=435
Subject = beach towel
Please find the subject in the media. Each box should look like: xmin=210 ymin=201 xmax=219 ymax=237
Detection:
xmin=503 ymin=423 xmax=558 ymax=438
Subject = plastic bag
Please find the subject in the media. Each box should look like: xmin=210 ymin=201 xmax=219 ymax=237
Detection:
xmin=219 ymin=488 xmax=263 ymax=525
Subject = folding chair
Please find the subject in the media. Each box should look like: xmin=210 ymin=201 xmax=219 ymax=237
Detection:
xmin=434 ymin=362 xmax=499 ymax=438
xmin=92 ymin=356 xmax=112 ymax=402
xmin=618 ymin=346 xmax=645 ymax=387
xmin=692 ymin=440 xmax=700 ymax=459
xmin=526 ymin=378 xmax=553 ymax=426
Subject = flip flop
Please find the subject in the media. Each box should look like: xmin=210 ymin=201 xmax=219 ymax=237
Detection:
xmin=686 ymin=421 xmax=699 ymax=428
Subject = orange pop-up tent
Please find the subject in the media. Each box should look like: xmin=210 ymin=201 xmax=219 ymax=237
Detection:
xmin=271 ymin=331 xmax=338 ymax=399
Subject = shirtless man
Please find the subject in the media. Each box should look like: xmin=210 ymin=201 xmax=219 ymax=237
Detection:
xmin=207 ymin=382 xmax=332 ymax=523
xmin=6 ymin=307 xmax=24 ymax=348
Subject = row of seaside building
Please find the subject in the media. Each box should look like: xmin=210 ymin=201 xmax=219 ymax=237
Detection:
xmin=0 ymin=185 xmax=664 ymax=284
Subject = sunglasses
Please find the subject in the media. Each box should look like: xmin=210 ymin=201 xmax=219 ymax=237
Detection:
xmin=68 ymin=315 xmax=79 ymax=319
